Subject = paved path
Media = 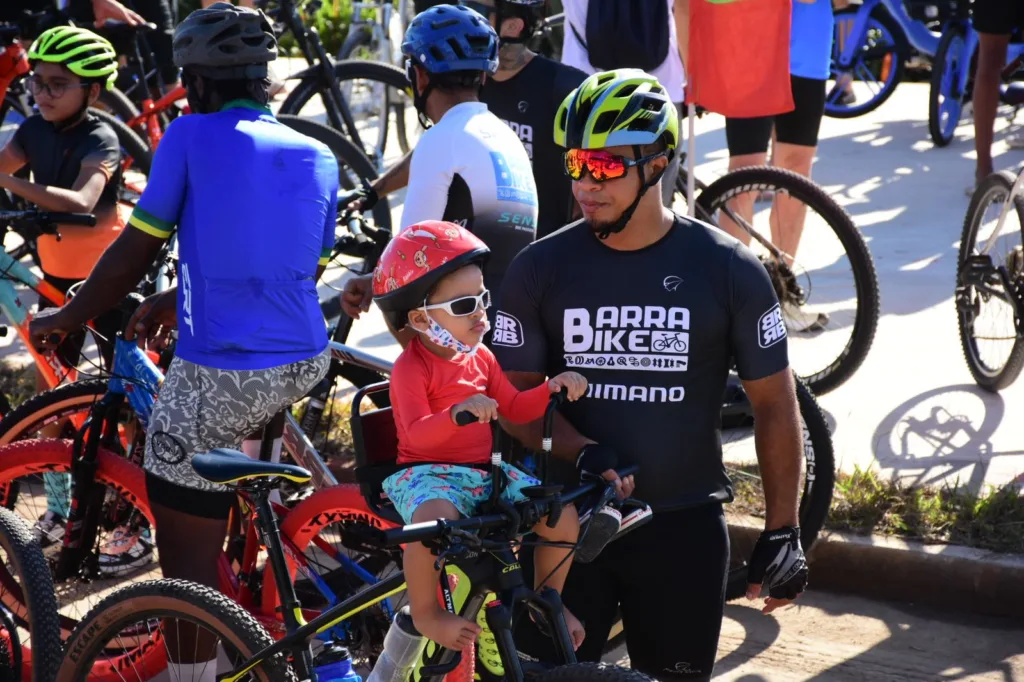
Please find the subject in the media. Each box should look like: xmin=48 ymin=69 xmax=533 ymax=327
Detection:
xmin=604 ymin=590 xmax=1024 ymax=680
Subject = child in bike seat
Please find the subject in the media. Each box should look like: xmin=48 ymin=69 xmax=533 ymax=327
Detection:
xmin=372 ymin=220 xmax=587 ymax=653
xmin=0 ymin=27 xmax=143 ymax=571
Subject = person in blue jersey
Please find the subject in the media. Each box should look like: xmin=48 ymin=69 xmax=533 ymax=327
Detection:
xmin=30 ymin=6 xmax=335 ymax=679
xmin=719 ymin=0 xmax=834 ymax=333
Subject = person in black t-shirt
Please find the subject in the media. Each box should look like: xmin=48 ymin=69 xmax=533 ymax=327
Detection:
xmin=493 ymin=70 xmax=809 ymax=681
xmin=0 ymin=0 xmax=143 ymax=27
xmin=477 ymin=0 xmax=586 ymax=238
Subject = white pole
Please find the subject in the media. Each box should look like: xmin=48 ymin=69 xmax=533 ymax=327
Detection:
xmin=687 ymin=103 xmax=696 ymax=217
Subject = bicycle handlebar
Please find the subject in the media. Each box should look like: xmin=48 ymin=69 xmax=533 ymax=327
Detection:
xmin=381 ymin=464 xmax=639 ymax=547
xmin=0 ymin=210 xmax=96 ymax=228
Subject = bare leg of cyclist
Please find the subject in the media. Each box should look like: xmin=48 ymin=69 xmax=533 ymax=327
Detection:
xmin=974 ymin=33 xmax=1011 ymax=187
xmin=767 ymin=141 xmax=816 ymax=264
xmin=405 ymin=499 xmax=482 ymax=651
xmin=153 ymin=501 xmax=229 ymax=680
xmin=531 ymin=504 xmax=585 ymax=650
xmin=718 ymin=151 xmax=768 ymax=244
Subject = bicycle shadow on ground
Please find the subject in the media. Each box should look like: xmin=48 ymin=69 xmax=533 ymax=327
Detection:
xmin=869 ymin=383 xmax=1013 ymax=494
xmin=799 ymin=591 xmax=1024 ymax=681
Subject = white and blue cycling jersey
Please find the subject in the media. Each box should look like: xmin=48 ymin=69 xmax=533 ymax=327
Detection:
xmin=402 ymin=101 xmax=538 ymax=302
xmin=127 ymin=100 xmax=339 ymax=371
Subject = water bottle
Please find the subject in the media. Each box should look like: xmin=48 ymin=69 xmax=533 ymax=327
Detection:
xmin=367 ymin=606 xmax=428 ymax=682
xmin=315 ymin=643 xmax=362 ymax=682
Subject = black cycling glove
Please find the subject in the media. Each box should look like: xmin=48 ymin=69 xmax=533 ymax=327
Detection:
xmin=575 ymin=443 xmax=618 ymax=481
xmin=746 ymin=526 xmax=809 ymax=600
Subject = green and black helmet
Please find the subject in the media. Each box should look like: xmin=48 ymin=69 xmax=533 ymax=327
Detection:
xmin=554 ymin=69 xmax=678 ymax=152
xmin=28 ymin=26 xmax=118 ymax=91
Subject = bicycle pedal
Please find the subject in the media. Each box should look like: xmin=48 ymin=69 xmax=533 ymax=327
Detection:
xmin=960 ymin=254 xmax=996 ymax=286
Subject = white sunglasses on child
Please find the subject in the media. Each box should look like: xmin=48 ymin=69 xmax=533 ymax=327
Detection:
xmin=421 ymin=290 xmax=491 ymax=317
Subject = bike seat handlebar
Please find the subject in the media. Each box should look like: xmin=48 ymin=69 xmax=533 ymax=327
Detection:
xmin=379 ymin=463 xmax=639 ymax=547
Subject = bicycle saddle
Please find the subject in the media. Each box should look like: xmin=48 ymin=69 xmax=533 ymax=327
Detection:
xmin=191 ymin=448 xmax=311 ymax=486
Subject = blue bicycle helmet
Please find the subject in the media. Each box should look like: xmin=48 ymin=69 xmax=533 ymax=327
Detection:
xmin=402 ymin=4 xmax=498 ymax=74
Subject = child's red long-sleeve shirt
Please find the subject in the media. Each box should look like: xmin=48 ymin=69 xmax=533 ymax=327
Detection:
xmin=390 ymin=337 xmax=552 ymax=465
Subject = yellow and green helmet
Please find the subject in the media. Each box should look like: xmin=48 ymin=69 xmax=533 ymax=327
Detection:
xmin=554 ymin=69 xmax=678 ymax=152
xmin=28 ymin=26 xmax=118 ymax=91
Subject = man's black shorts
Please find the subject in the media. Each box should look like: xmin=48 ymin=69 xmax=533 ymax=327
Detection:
xmin=514 ymin=503 xmax=729 ymax=680
xmin=973 ymin=0 xmax=1024 ymax=36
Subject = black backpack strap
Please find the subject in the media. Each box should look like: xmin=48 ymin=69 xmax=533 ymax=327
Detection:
xmin=568 ymin=20 xmax=588 ymax=52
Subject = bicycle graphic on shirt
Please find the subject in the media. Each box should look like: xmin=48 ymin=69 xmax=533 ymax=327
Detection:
xmin=651 ymin=332 xmax=689 ymax=353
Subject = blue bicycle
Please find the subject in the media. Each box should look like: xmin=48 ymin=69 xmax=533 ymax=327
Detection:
xmin=928 ymin=6 xmax=1024 ymax=147
xmin=828 ymin=0 xmax=948 ymax=118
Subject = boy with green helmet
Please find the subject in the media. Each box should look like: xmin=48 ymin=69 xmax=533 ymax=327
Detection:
xmin=0 ymin=25 xmax=144 ymax=572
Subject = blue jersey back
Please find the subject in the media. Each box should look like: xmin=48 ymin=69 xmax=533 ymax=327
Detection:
xmin=128 ymin=101 xmax=338 ymax=370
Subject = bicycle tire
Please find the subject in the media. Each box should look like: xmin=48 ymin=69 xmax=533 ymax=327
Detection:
xmin=57 ymin=579 xmax=296 ymax=682
xmin=88 ymin=107 xmax=153 ymax=176
xmin=338 ymin=25 xmax=376 ymax=60
xmin=0 ymin=380 xmax=112 ymax=446
xmin=0 ymin=439 xmax=153 ymax=640
xmin=0 ymin=507 xmax=62 ymax=682
xmin=696 ymin=166 xmax=879 ymax=395
xmin=279 ymin=59 xmax=412 ymax=164
xmin=531 ymin=663 xmax=656 ymax=682
xmin=95 ymin=87 xmax=142 ymax=125
xmin=723 ymin=373 xmax=834 ymax=601
xmin=276 ymin=114 xmax=393 ymax=234
xmin=826 ymin=6 xmax=907 ymax=119
xmin=956 ymin=170 xmax=1024 ymax=391
xmin=929 ymin=23 xmax=969 ymax=148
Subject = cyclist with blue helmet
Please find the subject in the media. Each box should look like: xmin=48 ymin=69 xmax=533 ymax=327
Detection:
xmin=341 ymin=4 xmax=538 ymax=341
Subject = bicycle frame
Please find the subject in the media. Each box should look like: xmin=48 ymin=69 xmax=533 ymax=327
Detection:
xmin=977 ymin=168 xmax=1024 ymax=257
xmin=834 ymin=0 xmax=940 ymax=72
xmin=0 ymin=228 xmax=76 ymax=391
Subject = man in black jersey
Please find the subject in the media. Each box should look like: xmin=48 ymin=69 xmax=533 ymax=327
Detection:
xmin=494 ymin=70 xmax=809 ymax=680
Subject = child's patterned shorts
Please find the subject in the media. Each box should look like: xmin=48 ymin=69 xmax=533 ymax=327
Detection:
xmin=382 ymin=462 xmax=541 ymax=523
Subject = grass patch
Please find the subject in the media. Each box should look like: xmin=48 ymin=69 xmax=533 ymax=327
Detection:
xmin=0 ymin=361 xmax=38 ymax=410
xmin=730 ymin=463 xmax=1024 ymax=555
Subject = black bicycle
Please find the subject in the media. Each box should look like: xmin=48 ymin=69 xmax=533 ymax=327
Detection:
xmin=674 ymin=161 xmax=879 ymax=397
xmin=56 ymin=392 xmax=655 ymax=682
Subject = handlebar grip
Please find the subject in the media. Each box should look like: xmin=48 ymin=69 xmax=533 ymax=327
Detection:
xmin=382 ymin=520 xmax=445 ymax=546
xmin=45 ymin=212 xmax=96 ymax=227
xmin=454 ymin=411 xmax=477 ymax=426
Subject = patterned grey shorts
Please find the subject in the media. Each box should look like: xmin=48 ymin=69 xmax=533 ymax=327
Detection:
xmin=144 ymin=349 xmax=330 ymax=492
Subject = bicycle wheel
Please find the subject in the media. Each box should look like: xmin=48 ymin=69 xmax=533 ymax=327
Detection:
xmin=826 ymin=6 xmax=906 ymax=118
xmin=279 ymin=59 xmax=416 ymax=165
xmin=263 ymin=484 xmax=402 ymax=666
xmin=0 ymin=380 xmax=128 ymax=446
xmin=95 ymin=87 xmax=141 ymax=125
xmin=0 ymin=440 xmax=157 ymax=648
xmin=696 ymin=166 xmax=879 ymax=395
xmin=0 ymin=506 xmax=63 ymax=682
xmin=88 ymin=107 xmax=153 ymax=179
xmin=276 ymin=114 xmax=393 ymax=234
xmin=720 ymin=373 xmax=834 ymax=601
xmin=57 ymin=579 xmax=295 ymax=682
xmin=338 ymin=25 xmax=380 ymax=61
xmin=929 ymin=23 xmax=970 ymax=147
xmin=531 ymin=663 xmax=656 ymax=682
xmin=956 ymin=170 xmax=1024 ymax=391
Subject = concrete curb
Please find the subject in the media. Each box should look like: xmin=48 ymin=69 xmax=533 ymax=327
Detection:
xmin=728 ymin=525 xmax=1024 ymax=618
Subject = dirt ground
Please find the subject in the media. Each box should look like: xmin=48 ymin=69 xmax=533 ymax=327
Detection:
xmin=603 ymin=590 xmax=1024 ymax=681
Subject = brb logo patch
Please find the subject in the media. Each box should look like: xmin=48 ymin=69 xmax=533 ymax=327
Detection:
xmin=492 ymin=311 xmax=524 ymax=347
xmin=758 ymin=303 xmax=787 ymax=349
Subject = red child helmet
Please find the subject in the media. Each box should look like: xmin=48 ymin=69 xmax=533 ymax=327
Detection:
xmin=373 ymin=220 xmax=490 ymax=330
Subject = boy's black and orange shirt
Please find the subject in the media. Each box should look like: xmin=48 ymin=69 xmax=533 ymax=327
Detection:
xmin=11 ymin=113 xmax=123 ymax=279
